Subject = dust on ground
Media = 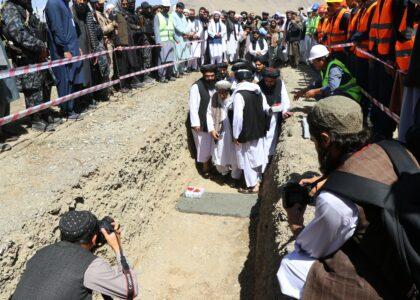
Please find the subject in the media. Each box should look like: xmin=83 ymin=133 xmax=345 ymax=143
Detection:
xmin=0 ymin=65 xmax=319 ymax=299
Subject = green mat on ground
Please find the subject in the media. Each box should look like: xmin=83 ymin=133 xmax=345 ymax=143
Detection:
xmin=176 ymin=192 xmax=258 ymax=218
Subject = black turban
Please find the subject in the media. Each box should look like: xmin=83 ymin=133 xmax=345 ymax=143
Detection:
xmin=235 ymin=69 xmax=254 ymax=81
xmin=200 ymin=64 xmax=217 ymax=73
xmin=231 ymin=61 xmax=254 ymax=72
xmin=254 ymin=55 xmax=268 ymax=65
xmin=59 ymin=210 xmax=98 ymax=243
xmin=217 ymin=62 xmax=228 ymax=69
xmin=263 ymin=67 xmax=281 ymax=78
xmin=176 ymin=2 xmax=185 ymax=9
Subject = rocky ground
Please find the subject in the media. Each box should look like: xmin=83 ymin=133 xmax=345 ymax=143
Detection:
xmin=0 ymin=65 xmax=320 ymax=299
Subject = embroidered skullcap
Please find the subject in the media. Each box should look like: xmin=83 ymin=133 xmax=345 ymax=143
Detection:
xmin=215 ymin=80 xmax=232 ymax=91
xmin=59 ymin=210 xmax=98 ymax=242
xmin=262 ymin=67 xmax=280 ymax=78
xmin=212 ymin=11 xmax=221 ymax=16
xmin=307 ymin=96 xmax=363 ymax=135
xmin=200 ymin=64 xmax=217 ymax=73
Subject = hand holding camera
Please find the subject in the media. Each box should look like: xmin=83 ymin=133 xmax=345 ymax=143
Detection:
xmin=97 ymin=216 xmax=122 ymax=253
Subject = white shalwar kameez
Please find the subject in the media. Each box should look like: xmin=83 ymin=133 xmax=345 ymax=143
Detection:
xmin=226 ymin=23 xmax=243 ymax=62
xmin=247 ymin=38 xmax=268 ymax=59
xmin=189 ymin=83 xmax=216 ymax=163
xmin=206 ymin=96 xmax=240 ymax=178
xmin=208 ymin=19 xmax=227 ymax=64
xmin=277 ymin=191 xmax=358 ymax=299
xmin=232 ymin=82 xmax=270 ymax=188
xmin=187 ymin=18 xmax=203 ymax=70
xmin=264 ymin=80 xmax=291 ymax=157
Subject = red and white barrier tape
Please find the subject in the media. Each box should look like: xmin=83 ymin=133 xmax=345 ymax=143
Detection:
xmin=0 ymin=58 xmax=194 ymax=126
xmin=328 ymin=42 xmax=406 ymax=73
xmin=0 ymin=40 xmax=202 ymax=80
xmin=360 ymin=88 xmax=400 ymax=124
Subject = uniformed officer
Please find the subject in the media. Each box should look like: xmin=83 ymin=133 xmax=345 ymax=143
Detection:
xmin=2 ymin=0 xmax=57 ymax=131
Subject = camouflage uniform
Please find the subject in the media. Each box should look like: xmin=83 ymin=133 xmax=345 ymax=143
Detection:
xmin=1 ymin=0 xmax=53 ymax=109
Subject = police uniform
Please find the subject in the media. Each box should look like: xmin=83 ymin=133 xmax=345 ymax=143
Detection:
xmin=2 ymin=0 xmax=53 ymax=123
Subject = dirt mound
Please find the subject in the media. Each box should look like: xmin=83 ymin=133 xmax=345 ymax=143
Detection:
xmin=253 ymin=66 xmax=319 ymax=298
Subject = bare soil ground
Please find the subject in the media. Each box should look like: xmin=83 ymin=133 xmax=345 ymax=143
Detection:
xmin=0 ymin=64 xmax=318 ymax=299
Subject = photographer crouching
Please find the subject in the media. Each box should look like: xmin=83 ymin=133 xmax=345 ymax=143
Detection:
xmin=277 ymin=96 xmax=420 ymax=299
xmin=13 ymin=211 xmax=138 ymax=299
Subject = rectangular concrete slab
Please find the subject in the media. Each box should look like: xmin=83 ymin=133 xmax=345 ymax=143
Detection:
xmin=176 ymin=192 xmax=258 ymax=218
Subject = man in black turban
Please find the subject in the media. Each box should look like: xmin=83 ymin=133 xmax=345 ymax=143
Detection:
xmin=189 ymin=64 xmax=217 ymax=177
xmin=259 ymin=67 xmax=292 ymax=157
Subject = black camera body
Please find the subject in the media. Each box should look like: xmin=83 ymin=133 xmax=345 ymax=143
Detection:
xmin=282 ymin=182 xmax=313 ymax=209
xmin=96 ymin=216 xmax=115 ymax=245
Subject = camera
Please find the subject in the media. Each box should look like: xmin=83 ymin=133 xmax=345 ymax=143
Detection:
xmin=96 ymin=216 xmax=115 ymax=245
xmin=282 ymin=182 xmax=313 ymax=209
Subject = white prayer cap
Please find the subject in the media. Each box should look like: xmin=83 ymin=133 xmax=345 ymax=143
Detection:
xmin=105 ymin=3 xmax=115 ymax=11
xmin=161 ymin=0 xmax=171 ymax=7
xmin=183 ymin=8 xmax=190 ymax=13
xmin=215 ymin=80 xmax=232 ymax=91
xmin=235 ymin=14 xmax=241 ymax=18
xmin=212 ymin=11 xmax=221 ymax=16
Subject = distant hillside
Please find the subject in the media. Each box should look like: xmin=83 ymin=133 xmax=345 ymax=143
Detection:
xmin=183 ymin=0 xmax=316 ymax=14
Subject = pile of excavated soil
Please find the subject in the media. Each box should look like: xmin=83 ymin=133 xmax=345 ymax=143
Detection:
xmin=0 ymin=64 xmax=321 ymax=299
xmin=254 ymin=65 xmax=319 ymax=299
xmin=0 ymin=75 xmax=201 ymax=298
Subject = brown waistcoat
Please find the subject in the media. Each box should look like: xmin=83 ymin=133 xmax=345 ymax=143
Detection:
xmin=302 ymin=144 xmax=407 ymax=300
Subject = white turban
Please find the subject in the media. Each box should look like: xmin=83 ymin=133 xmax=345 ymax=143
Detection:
xmin=105 ymin=3 xmax=115 ymax=11
xmin=212 ymin=11 xmax=221 ymax=16
xmin=215 ymin=80 xmax=232 ymax=91
xmin=235 ymin=14 xmax=241 ymax=18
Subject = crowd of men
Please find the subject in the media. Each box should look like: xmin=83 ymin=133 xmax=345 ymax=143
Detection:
xmin=2 ymin=0 xmax=420 ymax=298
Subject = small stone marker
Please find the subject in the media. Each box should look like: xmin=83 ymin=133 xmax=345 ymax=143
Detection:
xmin=176 ymin=192 xmax=258 ymax=218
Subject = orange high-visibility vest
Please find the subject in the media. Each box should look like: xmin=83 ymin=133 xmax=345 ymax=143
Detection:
xmin=317 ymin=18 xmax=325 ymax=43
xmin=327 ymin=7 xmax=349 ymax=52
xmin=395 ymin=8 xmax=416 ymax=72
xmin=355 ymin=1 xmax=378 ymax=59
xmin=369 ymin=0 xmax=393 ymax=55
xmin=320 ymin=17 xmax=330 ymax=44
xmin=347 ymin=9 xmax=362 ymax=53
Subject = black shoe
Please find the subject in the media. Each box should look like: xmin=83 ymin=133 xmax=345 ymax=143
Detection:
xmin=88 ymin=100 xmax=98 ymax=109
xmin=32 ymin=120 xmax=55 ymax=132
xmin=0 ymin=143 xmax=11 ymax=152
xmin=46 ymin=115 xmax=64 ymax=125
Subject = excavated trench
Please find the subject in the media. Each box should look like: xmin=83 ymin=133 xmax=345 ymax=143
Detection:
xmin=1 ymin=66 xmax=317 ymax=299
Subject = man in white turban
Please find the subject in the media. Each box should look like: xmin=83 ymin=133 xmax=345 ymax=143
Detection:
xmin=208 ymin=11 xmax=227 ymax=64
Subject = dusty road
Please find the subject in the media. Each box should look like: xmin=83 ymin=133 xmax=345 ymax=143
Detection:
xmin=0 ymin=65 xmax=317 ymax=299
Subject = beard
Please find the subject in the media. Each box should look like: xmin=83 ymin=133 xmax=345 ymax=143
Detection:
xmin=74 ymin=3 xmax=88 ymax=17
xmin=203 ymin=79 xmax=216 ymax=89
xmin=317 ymin=145 xmax=342 ymax=175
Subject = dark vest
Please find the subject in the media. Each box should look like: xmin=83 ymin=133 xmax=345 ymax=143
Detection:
xmin=251 ymin=38 xmax=265 ymax=51
xmin=13 ymin=241 xmax=97 ymax=300
xmin=237 ymin=90 xmax=267 ymax=143
xmin=195 ymin=78 xmax=211 ymax=132
xmin=259 ymin=78 xmax=282 ymax=106
xmin=303 ymin=144 xmax=410 ymax=300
